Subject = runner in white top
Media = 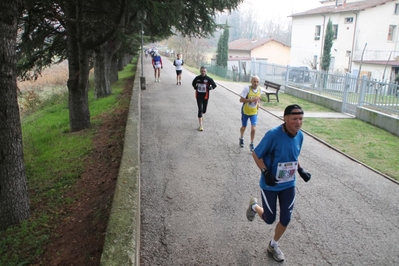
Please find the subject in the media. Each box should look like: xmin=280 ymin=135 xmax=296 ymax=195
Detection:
xmin=173 ymin=54 xmax=184 ymax=85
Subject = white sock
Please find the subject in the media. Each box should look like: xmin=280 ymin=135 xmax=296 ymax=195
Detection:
xmin=271 ymin=239 xmax=278 ymax=247
xmin=251 ymin=203 xmax=257 ymax=212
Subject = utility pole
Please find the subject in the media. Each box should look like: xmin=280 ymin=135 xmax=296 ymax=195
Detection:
xmin=139 ymin=12 xmax=146 ymax=90
xmin=141 ymin=23 xmax=144 ymax=77
xmin=357 ymin=42 xmax=367 ymax=80
xmin=356 ymin=43 xmax=367 ymax=93
xmin=382 ymin=51 xmax=392 ymax=81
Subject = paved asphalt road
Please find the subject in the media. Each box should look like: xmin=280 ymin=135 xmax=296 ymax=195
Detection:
xmin=139 ymin=57 xmax=399 ymax=266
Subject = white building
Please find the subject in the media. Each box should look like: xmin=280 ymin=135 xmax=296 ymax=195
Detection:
xmin=290 ymin=0 xmax=399 ymax=81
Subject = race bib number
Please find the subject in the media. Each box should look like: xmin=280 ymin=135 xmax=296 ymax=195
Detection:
xmin=248 ymin=96 xmax=258 ymax=108
xmin=275 ymin=161 xmax=298 ymax=183
xmin=197 ymin=84 xmax=206 ymax=93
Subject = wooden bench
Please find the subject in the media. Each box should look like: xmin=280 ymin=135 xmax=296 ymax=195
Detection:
xmin=262 ymin=80 xmax=281 ymax=102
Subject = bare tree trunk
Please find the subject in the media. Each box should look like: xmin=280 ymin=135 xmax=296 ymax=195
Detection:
xmin=64 ymin=2 xmax=91 ymax=132
xmin=63 ymin=0 xmax=126 ymax=131
xmin=0 ymin=0 xmax=30 ymax=231
xmin=118 ymin=54 xmax=125 ymax=71
xmin=94 ymin=38 xmax=123 ymax=98
xmin=94 ymin=43 xmax=112 ymax=98
xmin=67 ymin=48 xmax=91 ymax=131
xmin=110 ymin=53 xmax=119 ymax=84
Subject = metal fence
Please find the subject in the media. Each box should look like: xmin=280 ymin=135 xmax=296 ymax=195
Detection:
xmin=204 ymin=61 xmax=399 ymax=117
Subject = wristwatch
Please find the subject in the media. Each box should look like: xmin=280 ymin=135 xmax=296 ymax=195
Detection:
xmin=261 ymin=168 xmax=268 ymax=174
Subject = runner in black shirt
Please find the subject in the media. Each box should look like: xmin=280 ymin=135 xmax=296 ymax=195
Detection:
xmin=191 ymin=66 xmax=217 ymax=131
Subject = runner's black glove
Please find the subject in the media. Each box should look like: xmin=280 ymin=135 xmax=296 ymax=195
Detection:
xmin=262 ymin=168 xmax=276 ymax=186
xmin=298 ymin=167 xmax=311 ymax=182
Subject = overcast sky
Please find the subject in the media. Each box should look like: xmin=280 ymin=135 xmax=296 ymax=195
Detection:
xmin=239 ymin=0 xmax=322 ymax=20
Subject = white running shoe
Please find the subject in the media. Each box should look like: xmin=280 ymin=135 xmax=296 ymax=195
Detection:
xmin=246 ymin=197 xmax=257 ymax=221
xmin=267 ymin=242 xmax=285 ymax=262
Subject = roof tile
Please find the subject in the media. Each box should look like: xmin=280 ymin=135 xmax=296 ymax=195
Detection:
xmin=291 ymin=0 xmax=395 ymax=17
xmin=229 ymin=38 xmax=288 ymax=51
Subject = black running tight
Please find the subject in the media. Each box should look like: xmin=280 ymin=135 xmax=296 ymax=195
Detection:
xmin=196 ymin=97 xmax=208 ymax=118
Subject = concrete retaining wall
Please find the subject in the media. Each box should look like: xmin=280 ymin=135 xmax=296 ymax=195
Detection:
xmin=284 ymin=86 xmax=343 ymax=113
xmin=356 ymin=107 xmax=399 ymax=136
xmin=100 ymin=65 xmax=141 ymax=266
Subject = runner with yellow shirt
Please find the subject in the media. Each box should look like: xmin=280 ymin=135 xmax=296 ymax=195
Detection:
xmin=239 ymin=76 xmax=261 ymax=151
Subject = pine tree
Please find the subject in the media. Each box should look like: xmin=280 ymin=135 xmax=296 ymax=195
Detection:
xmin=221 ymin=22 xmax=229 ymax=68
xmin=216 ymin=22 xmax=229 ymax=68
xmin=216 ymin=31 xmax=223 ymax=66
xmin=322 ymin=19 xmax=334 ymax=71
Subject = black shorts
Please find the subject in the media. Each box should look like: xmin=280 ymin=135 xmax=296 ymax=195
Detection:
xmin=176 ymin=70 xmax=182 ymax=75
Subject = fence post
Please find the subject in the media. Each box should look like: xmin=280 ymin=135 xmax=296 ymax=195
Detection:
xmin=358 ymin=75 xmax=368 ymax=107
xmin=342 ymin=73 xmax=350 ymax=113
xmin=250 ymin=58 xmax=255 ymax=76
xmin=284 ymin=65 xmax=289 ymax=87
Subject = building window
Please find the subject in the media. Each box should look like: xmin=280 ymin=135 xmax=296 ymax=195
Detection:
xmin=395 ymin=3 xmax=399 ymax=14
xmin=345 ymin=17 xmax=353 ymax=23
xmin=315 ymin=25 xmax=321 ymax=40
xmin=388 ymin=25 xmax=396 ymax=41
xmin=333 ymin=24 xmax=338 ymax=39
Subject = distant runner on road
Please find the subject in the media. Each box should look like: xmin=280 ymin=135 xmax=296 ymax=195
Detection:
xmin=191 ymin=66 xmax=217 ymax=131
xmin=246 ymin=104 xmax=312 ymax=262
xmin=152 ymin=52 xmax=163 ymax=82
xmin=173 ymin=53 xmax=184 ymax=85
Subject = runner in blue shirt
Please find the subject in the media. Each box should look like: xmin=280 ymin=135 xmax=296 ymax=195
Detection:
xmin=152 ymin=52 xmax=163 ymax=82
xmin=246 ymin=104 xmax=312 ymax=262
